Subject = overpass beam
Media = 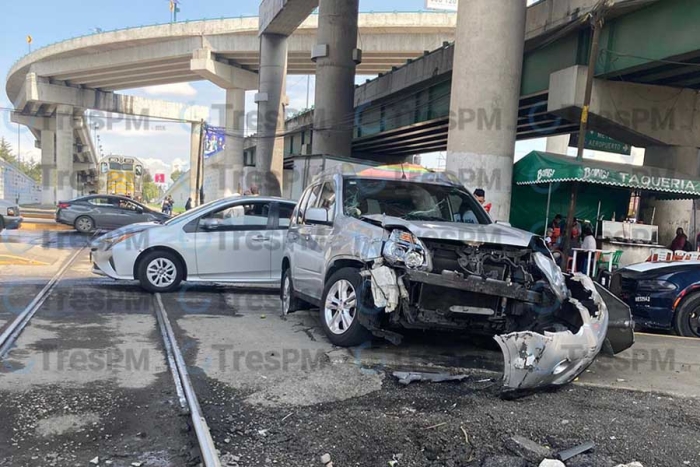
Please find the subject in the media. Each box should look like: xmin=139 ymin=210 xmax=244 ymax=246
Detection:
xmin=190 ymin=121 xmax=204 ymax=206
xmin=548 ymin=65 xmax=700 ymax=148
xmin=445 ymin=0 xmax=527 ymax=221
xmin=311 ymin=0 xmax=360 ymax=158
xmin=40 ymin=129 xmax=55 ymax=205
xmin=55 ymin=105 xmax=75 ymax=202
xmin=190 ymin=48 xmax=258 ymax=90
xmin=255 ymin=33 xmax=288 ymax=196
xmin=221 ymin=89 xmax=246 ymax=197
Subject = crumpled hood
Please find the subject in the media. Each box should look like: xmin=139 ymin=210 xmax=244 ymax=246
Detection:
xmin=90 ymin=222 xmax=162 ymax=247
xmin=365 ymin=215 xmax=535 ymax=247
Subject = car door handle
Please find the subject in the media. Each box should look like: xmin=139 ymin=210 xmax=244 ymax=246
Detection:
xmin=301 ymin=234 xmax=311 ymax=240
xmin=251 ymin=235 xmax=269 ymax=243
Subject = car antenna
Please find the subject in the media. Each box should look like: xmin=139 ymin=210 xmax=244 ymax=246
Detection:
xmin=400 ymin=163 xmax=407 ymax=180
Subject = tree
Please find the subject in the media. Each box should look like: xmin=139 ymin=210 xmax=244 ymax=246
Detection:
xmin=142 ymin=169 xmax=160 ymax=203
xmin=0 ymin=137 xmax=41 ymax=183
xmin=171 ymin=169 xmax=183 ymax=182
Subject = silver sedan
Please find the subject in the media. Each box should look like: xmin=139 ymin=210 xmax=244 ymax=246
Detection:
xmin=90 ymin=196 xmax=296 ymax=293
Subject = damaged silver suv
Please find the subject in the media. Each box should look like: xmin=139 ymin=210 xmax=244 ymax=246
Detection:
xmin=281 ymin=166 xmax=634 ymax=392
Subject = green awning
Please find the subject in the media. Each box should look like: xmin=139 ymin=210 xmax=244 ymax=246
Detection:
xmin=514 ymin=151 xmax=700 ymax=197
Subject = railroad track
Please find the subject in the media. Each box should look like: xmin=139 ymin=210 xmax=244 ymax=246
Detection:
xmin=154 ymin=293 xmax=221 ymax=467
xmin=0 ymin=245 xmax=222 ymax=467
xmin=0 ymin=246 xmax=85 ymax=357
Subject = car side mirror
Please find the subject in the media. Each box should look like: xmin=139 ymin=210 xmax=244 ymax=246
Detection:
xmin=200 ymin=218 xmax=220 ymax=231
xmin=136 ymin=207 xmax=144 ymax=214
xmin=306 ymin=207 xmax=331 ymax=226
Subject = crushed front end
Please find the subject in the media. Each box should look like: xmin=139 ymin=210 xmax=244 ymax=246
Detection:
xmin=360 ymin=227 xmax=633 ymax=394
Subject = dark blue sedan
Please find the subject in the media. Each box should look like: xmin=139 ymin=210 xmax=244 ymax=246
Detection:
xmin=611 ymin=261 xmax=700 ymax=338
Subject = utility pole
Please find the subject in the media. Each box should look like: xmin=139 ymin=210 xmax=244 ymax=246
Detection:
xmin=17 ymin=123 xmax=21 ymax=166
xmin=562 ymin=1 xmax=609 ymax=268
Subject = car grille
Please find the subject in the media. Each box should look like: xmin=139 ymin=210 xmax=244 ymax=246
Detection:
xmin=610 ymin=273 xmax=636 ymax=301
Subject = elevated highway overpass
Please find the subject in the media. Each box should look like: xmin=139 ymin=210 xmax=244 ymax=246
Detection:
xmin=272 ymin=0 xmax=700 ymax=160
xmin=6 ymin=12 xmax=457 ymax=204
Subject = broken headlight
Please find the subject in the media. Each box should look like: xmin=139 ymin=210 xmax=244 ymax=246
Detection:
xmin=533 ymin=251 xmax=569 ymax=303
xmin=382 ymin=229 xmax=432 ymax=270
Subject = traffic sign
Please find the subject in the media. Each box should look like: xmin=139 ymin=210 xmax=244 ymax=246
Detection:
xmin=569 ymin=131 xmax=631 ymax=155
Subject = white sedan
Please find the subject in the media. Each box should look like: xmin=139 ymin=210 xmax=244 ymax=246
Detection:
xmin=90 ymin=196 xmax=296 ymax=293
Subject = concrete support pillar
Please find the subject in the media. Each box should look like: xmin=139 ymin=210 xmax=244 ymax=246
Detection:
xmin=222 ymin=88 xmax=246 ymax=197
xmin=546 ymin=135 xmax=570 ymax=154
xmin=55 ymin=105 xmax=74 ymax=202
xmin=190 ymin=121 xmax=204 ymax=205
xmin=311 ymin=0 xmax=360 ymax=158
xmin=644 ymin=146 xmax=700 ymax=246
xmin=255 ymin=33 xmax=288 ymax=196
xmin=40 ymin=130 xmax=55 ymax=206
xmin=445 ymin=0 xmax=527 ymax=222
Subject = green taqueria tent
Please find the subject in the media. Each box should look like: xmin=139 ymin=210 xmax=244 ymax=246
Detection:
xmin=509 ymin=151 xmax=700 ymax=234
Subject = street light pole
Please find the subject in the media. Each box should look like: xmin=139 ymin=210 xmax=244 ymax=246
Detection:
xmin=562 ymin=2 xmax=608 ymax=268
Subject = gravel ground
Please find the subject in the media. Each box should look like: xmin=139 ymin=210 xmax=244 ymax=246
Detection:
xmin=0 ymin=375 xmax=197 ymax=467
xmin=195 ymin=369 xmax=700 ymax=467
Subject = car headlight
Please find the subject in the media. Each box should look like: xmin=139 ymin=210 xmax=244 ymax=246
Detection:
xmin=637 ymin=279 xmax=677 ymax=293
xmin=533 ymin=251 xmax=569 ymax=302
xmin=104 ymin=232 xmax=137 ymax=250
xmin=382 ymin=229 xmax=432 ymax=270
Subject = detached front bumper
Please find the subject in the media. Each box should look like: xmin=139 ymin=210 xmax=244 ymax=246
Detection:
xmin=494 ymin=274 xmax=628 ymax=393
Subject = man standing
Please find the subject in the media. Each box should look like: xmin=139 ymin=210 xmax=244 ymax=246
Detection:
xmin=473 ymin=188 xmax=492 ymax=214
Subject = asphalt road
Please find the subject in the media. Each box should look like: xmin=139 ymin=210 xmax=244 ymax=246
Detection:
xmin=1 ymin=238 xmax=699 ymax=466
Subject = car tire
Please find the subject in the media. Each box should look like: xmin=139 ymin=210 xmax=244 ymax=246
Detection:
xmin=74 ymin=216 xmax=95 ymax=234
xmin=0 ymin=216 xmax=5 ymax=232
xmin=674 ymin=293 xmax=700 ymax=338
xmin=137 ymin=250 xmax=184 ymax=294
xmin=320 ymin=267 xmax=372 ymax=347
xmin=281 ymin=268 xmax=303 ymax=315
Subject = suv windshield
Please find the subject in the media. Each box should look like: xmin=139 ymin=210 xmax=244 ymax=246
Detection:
xmin=342 ymin=177 xmax=491 ymax=225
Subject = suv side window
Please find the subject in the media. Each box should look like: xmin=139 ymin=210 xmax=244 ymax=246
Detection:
xmin=300 ymin=184 xmax=321 ymax=225
xmin=317 ymin=182 xmax=337 ymax=223
xmin=293 ymin=190 xmax=311 ymax=226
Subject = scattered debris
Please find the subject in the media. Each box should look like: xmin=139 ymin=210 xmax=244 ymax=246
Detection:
xmin=89 ymin=457 xmax=99 ymax=465
xmin=320 ymin=453 xmax=332 ymax=465
xmin=258 ymin=429 xmax=269 ymax=437
xmin=539 ymin=460 xmax=565 ymax=467
xmin=614 ymin=463 xmax=643 ymax=467
xmin=504 ymin=435 xmax=552 ymax=463
xmin=425 ymin=422 xmax=447 ymax=430
xmin=556 ymin=441 xmax=595 ymax=461
xmin=281 ymin=412 xmax=293 ymax=422
xmin=131 ymin=463 xmax=143 ymax=467
xmin=392 ymin=371 xmax=468 ymax=385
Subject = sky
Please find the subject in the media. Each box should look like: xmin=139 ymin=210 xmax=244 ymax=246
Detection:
xmin=0 ymin=0 xmax=631 ymax=178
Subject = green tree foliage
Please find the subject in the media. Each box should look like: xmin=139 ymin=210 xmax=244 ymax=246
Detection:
xmin=0 ymin=137 xmax=42 ymax=183
xmin=142 ymin=169 xmax=161 ymax=203
xmin=171 ymin=169 xmax=183 ymax=182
